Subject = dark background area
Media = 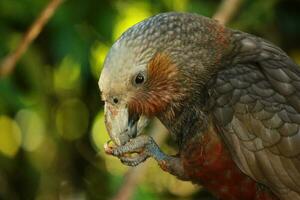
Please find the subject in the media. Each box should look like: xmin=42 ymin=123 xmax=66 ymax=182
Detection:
xmin=0 ymin=0 xmax=299 ymax=199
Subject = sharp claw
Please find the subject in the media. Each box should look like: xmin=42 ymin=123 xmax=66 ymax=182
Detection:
xmin=104 ymin=140 xmax=114 ymax=155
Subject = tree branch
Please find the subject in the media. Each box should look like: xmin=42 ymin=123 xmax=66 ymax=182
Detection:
xmin=213 ymin=0 xmax=242 ymax=25
xmin=0 ymin=0 xmax=63 ymax=77
xmin=111 ymin=0 xmax=243 ymax=200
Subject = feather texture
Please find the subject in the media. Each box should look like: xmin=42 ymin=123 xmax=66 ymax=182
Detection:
xmin=209 ymin=31 xmax=300 ymax=200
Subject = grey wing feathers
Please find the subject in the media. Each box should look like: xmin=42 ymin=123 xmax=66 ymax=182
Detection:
xmin=209 ymin=33 xmax=300 ymax=200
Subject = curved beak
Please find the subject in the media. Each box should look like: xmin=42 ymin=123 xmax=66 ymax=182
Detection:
xmin=104 ymin=103 xmax=149 ymax=146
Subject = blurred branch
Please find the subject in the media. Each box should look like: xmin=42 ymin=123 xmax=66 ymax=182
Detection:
xmin=213 ymin=0 xmax=242 ymax=25
xmin=0 ymin=0 xmax=63 ymax=78
xmin=111 ymin=1 xmax=242 ymax=200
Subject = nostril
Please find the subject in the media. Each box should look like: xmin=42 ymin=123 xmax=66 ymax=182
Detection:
xmin=113 ymin=97 xmax=119 ymax=104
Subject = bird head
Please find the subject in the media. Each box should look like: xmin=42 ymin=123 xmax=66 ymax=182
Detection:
xmin=99 ymin=12 xmax=230 ymax=145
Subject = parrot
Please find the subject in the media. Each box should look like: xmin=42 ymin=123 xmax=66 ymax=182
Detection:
xmin=98 ymin=12 xmax=300 ymax=200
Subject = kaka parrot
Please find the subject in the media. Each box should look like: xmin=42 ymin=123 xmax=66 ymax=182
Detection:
xmin=99 ymin=13 xmax=300 ymax=200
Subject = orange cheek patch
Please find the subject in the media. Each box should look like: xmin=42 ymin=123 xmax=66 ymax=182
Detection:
xmin=128 ymin=53 xmax=183 ymax=117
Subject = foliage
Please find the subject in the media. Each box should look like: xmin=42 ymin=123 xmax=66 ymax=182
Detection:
xmin=0 ymin=0 xmax=300 ymax=199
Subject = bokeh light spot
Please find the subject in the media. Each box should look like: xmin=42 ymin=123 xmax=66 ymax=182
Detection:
xmin=0 ymin=116 xmax=22 ymax=157
xmin=28 ymin=137 xmax=57 ymax=171
xmin=91 ymin=112 xmax=109 ymax=151
xmin=91 ymin=112 xmax=128 ymax=174
xmin=90 ymin=42 xmax=109 ymax=78
xmin=113 ymin=2 xmax=152 ymax=40
xmin=54 ymin=56 xmax=81 ymax=92
xmin=16 ymin=109 xmax=45 ymax=152
xmin=163 ymin=0 xmax=189 ymax=11
xmin=56 ymin=99 xmax=89 ymax=140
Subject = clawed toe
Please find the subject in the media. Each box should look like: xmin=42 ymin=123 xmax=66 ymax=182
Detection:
xmin=104 ymin=135 xmax=159 ymax=166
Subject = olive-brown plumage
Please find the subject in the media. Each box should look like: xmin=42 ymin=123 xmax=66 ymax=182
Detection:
xmin=99 ymin=12 xmax=300 ymax=200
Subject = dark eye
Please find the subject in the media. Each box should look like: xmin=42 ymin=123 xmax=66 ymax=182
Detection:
xmin=113 ymin=97 xmax=119 ymax=104
xmin=134 ymin=73 xmax=145 ymax=85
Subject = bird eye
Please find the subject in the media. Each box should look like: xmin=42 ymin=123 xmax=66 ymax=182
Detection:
xmin=134 ymin=73 xmax=145 ymax=85
xmin=113 ymin=97 xmax=119 ymax=104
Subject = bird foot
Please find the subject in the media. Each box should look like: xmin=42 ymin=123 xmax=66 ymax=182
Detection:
xmin=104 ymin=135 xmax=160 ymax=166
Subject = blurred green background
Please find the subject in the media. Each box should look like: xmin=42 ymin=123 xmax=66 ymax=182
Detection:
xmin=0 ymin=0 xmax=300 ymax=199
